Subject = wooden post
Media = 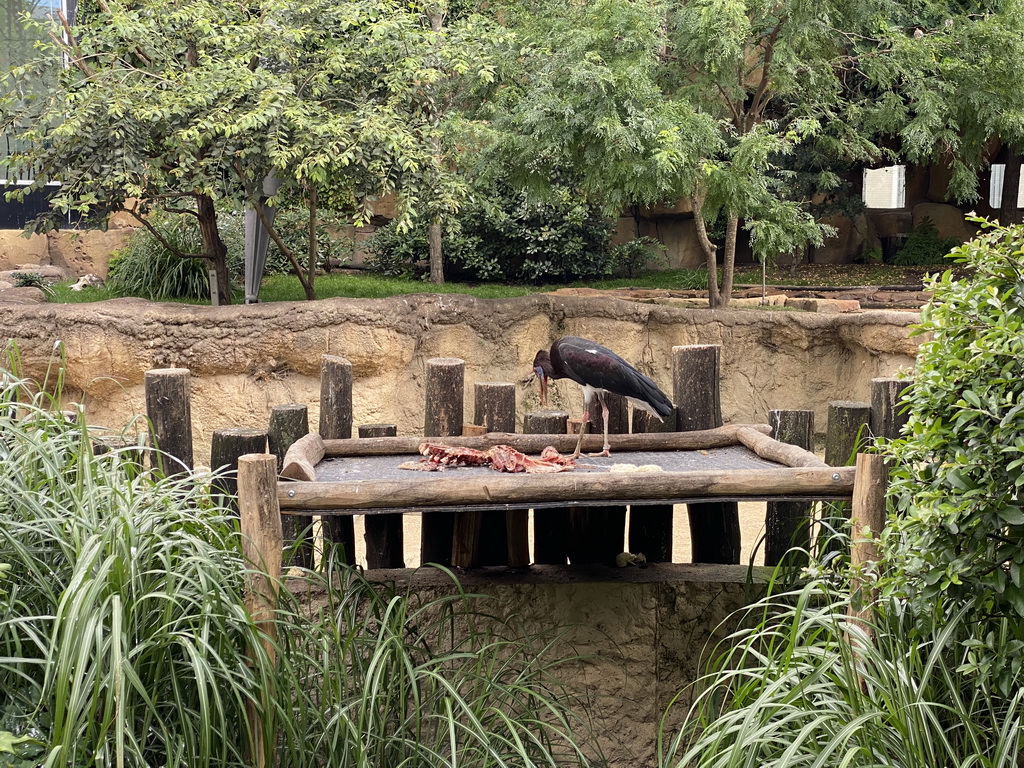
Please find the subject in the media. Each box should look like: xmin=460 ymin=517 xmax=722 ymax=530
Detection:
xmin=569 ymin=394 xmax=628 ymax=564
xmin=237 ymin=453 xmax=282 ymax=768
xmin=850 ymin=453 xmax=888 ymax=625
xmin=764 ymin=410 xmax=814 ymax=567
xmin=870 ymin=377 xmax=912 ymax=441
xmin=269 ymin=404 xmax=313 ymax=569
xmin=319 ymin=355 xmax=356 ymax=565
xmin=210 ymin=428 xmax=268 ymax=514
xmin=673 ymin=345 xmax=739 ymax=564
xmin=526 ymin=410 xmax=570 ymax=564
xmin=822 ymin=400 xmax=871 ymax=554
xmin=421 ymin=358 xmax=464 ymax=566
xmin=358 ymin=424 xmax=405 ymax=569
xmin=453 ymin=382 xmax=517 ymax=567
xmin=825 ymin=400 xmax=871 ymax=466
xmin=629 ymin=407 xmax=678 ymax=562
xmin=144 ymin=368 xmax=193 ymax=477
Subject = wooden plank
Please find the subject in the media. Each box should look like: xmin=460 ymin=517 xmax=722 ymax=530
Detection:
xmin=321 ymin=424 xmax=771 ymax=457
xmin=279 ymin=465 xmax=855 ymax=511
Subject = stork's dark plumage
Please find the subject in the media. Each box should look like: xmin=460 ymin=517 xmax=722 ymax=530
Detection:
xmin=531 ymin=336 xmax=673 ymax=457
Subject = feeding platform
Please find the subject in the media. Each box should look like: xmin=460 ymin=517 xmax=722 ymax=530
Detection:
xmin=275 ymin=424 xmax=854 ymax=515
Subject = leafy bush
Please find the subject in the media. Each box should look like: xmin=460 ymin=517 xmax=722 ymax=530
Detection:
xmin=366 ymin=184 xmax=629 ymax=283
xmin=107 ymin=212 xmax=244 ymax=300
xmin=10 ymin=272 xmax=46 ymax=290
xmin=889 ymin=216 xmax=960 ymax=266
xmin=261 ymin=207 xmax=356 ymax=276
xmin=883 ymin=220 xmax=1024 ymax=693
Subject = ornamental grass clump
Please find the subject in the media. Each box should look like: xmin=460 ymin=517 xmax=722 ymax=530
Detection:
xmin=0 ymin=359 xmax=596 ymax=768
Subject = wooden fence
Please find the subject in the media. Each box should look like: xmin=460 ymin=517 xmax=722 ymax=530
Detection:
xmin=138 ymin=346 xmax=910 ymax=571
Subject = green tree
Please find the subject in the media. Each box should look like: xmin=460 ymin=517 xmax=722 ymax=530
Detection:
xmin=486 ymin=0 xmax=1024 ymax=307
xmin=1 ymin=0 xmax=495 ymax=301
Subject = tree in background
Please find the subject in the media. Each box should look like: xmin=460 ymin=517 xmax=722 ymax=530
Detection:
xmin=485 ymin=0 xmax=1024 ymax=307
xmin=0 ymin=0 xmax=496 ymax=301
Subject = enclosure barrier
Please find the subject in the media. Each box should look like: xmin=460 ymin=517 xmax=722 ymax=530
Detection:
xmin=140 ymin=351 xmax=909 ymax=571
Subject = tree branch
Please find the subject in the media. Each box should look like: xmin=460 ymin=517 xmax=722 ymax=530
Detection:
xmin=51 ymin=9 xmax=95 ymax=78
xmin=127 ymin=209 xmax=208 ymax=261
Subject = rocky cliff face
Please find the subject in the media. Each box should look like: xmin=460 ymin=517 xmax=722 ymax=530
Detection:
xmin=1 ymin=293 xmax=922 ymax=463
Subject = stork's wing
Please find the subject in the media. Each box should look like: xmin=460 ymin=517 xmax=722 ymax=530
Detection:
xmin=552 ymin=337 xmax=673 ymax=419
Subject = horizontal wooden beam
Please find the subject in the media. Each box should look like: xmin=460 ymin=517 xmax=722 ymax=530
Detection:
xmin=278 ymin=465 xmax=855 ymax=512
xmin=735 ymin=426 xmax=827 ymax=468
xmin=320 ymin=424 xmax=772 ymax=458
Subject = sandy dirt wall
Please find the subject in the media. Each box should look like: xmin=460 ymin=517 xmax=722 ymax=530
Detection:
xmin=331 ymin=563 xmax=767 ymax=768
xmin=0 ymin=293 xmax=922 ymax=464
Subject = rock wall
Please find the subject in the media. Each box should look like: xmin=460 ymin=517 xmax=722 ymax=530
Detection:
xmin=355 ymin=563 xmax=765 ymax=768
xmin=0 ymin=293 xmax=922 ymax=465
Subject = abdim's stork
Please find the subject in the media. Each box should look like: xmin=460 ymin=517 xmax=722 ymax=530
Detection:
xmin=531 ymin=336 xmax=673 ymax=457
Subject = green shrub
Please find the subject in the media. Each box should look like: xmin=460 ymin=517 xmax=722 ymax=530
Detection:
xmin=107 ymin=212 xmax=243 ymax=300
xmin=890 ymin=216 xmax=960 ymax=266
xmin=882 ymin=220 xmax=1024 ymax=693
xmin=366 ymin=184 xmax=626 ymax=283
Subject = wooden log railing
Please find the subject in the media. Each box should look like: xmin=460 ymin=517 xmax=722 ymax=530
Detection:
xmin=145 ymin=355 xmax=904 ymax=574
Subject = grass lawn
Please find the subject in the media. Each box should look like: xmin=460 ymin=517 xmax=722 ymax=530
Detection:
xmin=45 ymin=262 xmax=944 ymax=305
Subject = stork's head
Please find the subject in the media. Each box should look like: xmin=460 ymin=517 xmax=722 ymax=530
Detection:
xmin=530 ymin=349 xmax=553 ymax=406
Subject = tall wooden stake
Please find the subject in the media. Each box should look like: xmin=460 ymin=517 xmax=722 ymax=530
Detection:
xmin=569 ymin=393 xmax=628 ymax=565
xmin=869 ymin=377 xmax=912 ymax=441
xmin=319 ymin=355 xmax=356 ymax=565
xmin=144 ymin=367 xmax=193 ymax=477
xmin=673 ymin=345 xmax=739 ymax=564
xmin=453 ymin=382 xmax=517 ymax=567
xmin=526 ymin=410 xmax=570 ymax=564
xmin=269 ymin=404 xmax=313 ymax=569
xmin=359 ymin=424 xmax=405 ymax=569
xmin=237 ymin=453 xmax=282 ymax=768
xmin=211 ymin=427 xmax=268 ymax=515
xmin=765 ymin=409 xmax=814 ymax=567
xmin=629 ymin=407 xmax=678 ymax=562
xmin=421 ymin=358 xmax=464 ymax=566
xmin=849 ymin=453 xmax=888 ymax=631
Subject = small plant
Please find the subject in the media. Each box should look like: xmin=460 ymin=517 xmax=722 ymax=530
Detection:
xmin=106 ymin=212 xmax=243 ymax=300
xmin=889 ymin=216 xmax=960 ymax=266
xmin=10 ymin=272 xmax=46 ymax=290
xmin=661 ymin=575 xmax=1024 ymax=768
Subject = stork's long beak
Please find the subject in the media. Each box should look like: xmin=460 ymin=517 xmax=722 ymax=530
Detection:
xmin=534 ymin=366 xmax=548 ymax=407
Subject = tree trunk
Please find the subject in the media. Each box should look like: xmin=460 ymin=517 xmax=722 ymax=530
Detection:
xmin=690 ymin=190 xmax=721 ymax=308
xmin=196 ymin=194 xmax=232 ymax=305
xmin=719 ymin=213 xmax=738 ymax=308
xmin=1000 ymin=147 xmax=1023 ymax=226
xmin=308 ymin=186 xmax=318 ymax=288
xmin=428 ymin=217 xmax=444 ymax=285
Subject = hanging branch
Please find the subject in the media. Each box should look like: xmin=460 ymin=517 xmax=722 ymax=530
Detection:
xmin=126 ymin=208 xmax=207 ymax=261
